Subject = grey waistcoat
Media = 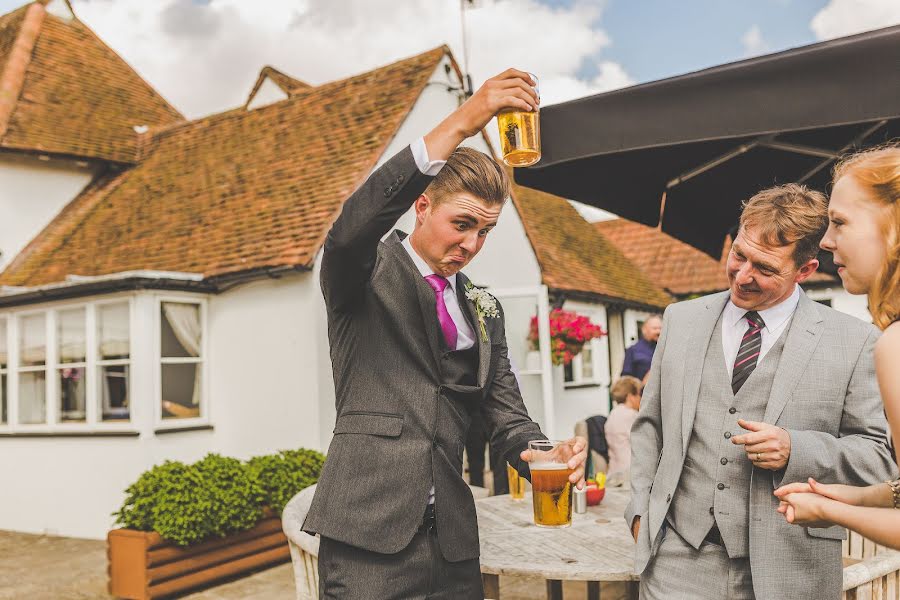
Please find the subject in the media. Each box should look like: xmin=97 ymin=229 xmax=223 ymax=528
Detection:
xmin=667 ymin=310 xmax=789 ymax=558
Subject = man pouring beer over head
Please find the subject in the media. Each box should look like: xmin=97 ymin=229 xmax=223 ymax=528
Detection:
xmin=303 ymin=69 xmax=588 ymax=599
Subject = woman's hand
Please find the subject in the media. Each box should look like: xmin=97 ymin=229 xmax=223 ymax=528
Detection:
xmin=775 ymin=477 xmax=891 ymax=508
xmin=776 ymin=491 xmax=835 ymax=528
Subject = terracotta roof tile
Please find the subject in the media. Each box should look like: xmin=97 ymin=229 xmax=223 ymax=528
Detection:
xmin=594 ymin=218 xmax=838 ymax=297
xmin=0 ymin=2 xmax=183 ymax=163
xmin=0 ymin=46 xmax=449 ymax=286
xmin=511 ymin=184 xmax=672 ymax=309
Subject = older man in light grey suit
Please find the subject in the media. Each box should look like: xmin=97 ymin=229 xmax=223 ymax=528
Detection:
xmin=627 ymin=184 xmax=897 ymax=599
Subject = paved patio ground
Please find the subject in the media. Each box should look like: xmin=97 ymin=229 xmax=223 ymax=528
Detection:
xmin=0 ymin=530 xmax=627 ymax=599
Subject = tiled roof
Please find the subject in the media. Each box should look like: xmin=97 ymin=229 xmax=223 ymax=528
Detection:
xmin=244 ymin=65 xmax=310 ymax=108
xmin=594 ymin=218 xmax=838 ymax=297
xmin=0 ymin=1 xmax=183 ymax=163
xmin=0 ymin=46 xmax=449 ymax=286
xmin=511 ymin=184 xmax=672 ymax=309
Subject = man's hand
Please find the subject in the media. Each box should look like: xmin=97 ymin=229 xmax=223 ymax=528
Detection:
xmin=519 ymin=435 xmax=588 ymax=490
xmin=631 ymin=517 xmax=640 ymax=543
xmin=424 ymin=69 xmax=539 ymax=161
xmin=731 ymin=419 xmax=791 ymax=470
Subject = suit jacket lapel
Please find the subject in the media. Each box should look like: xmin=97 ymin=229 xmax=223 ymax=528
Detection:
xmin=682 ymin=291 xmax=730 ymax=454
xmin=763 ymin=291 xmax=824 ymax=424
xmin=384 ymin=232 xmax=443 ymax=375
xmin=456 ymin=272 xmax=490 ymax=388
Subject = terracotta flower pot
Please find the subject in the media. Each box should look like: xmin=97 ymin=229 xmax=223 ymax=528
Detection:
xmin=107 ymin=514 xmax=289 ymax=599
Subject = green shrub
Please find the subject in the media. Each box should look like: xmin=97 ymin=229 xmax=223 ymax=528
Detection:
xmin=114 ymin=449 xmax=324 ymax=546
xmin=246 ymin=448 xmax=326 ymax=516
xmin=114 ymin=453 xmax=265 ymax=547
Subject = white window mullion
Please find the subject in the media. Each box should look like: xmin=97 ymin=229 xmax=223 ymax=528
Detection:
xmin=46 ymin=310 xmax=58 ymax=426
xmin=8 ymin=315 xmax=18 ymax=429
xmin=85 ymin=304 xmax=98 ymax=425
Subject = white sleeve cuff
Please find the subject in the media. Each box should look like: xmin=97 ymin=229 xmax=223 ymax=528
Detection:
xmin=411 ymin=137 xmax=446 ymax=176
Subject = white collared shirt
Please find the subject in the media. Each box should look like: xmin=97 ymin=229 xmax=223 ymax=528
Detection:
xmin=401 ymin=234 xmax=476 ymax=351
xmin=721 ymin=285 xmax=801 ymax=378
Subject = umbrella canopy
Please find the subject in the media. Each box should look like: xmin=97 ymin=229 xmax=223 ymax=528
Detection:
xmin=515 ymin=25 xmax=900 ymax=259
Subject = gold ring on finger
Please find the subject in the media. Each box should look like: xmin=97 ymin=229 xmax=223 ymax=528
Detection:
xmin=755 ymin=452 xmax=761 ymax=461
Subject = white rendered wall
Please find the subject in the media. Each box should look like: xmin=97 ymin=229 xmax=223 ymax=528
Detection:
xmin=553 ymin=301 xmax=612 ymax=440
xmin=0 ymin=154 xmax=94 ymax=270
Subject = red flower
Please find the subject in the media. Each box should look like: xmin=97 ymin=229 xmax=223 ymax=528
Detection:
xmin=527 ymin=308 xmax=607 ymax=365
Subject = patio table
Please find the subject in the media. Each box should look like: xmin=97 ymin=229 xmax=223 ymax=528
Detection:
xmin=476 ymin=489 xmax=639 ymax=600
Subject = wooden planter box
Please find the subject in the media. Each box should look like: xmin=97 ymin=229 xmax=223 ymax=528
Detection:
xmin=107 ymin=516 xmax=290 ymax=599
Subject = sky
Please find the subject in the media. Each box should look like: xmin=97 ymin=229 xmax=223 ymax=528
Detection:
xmin=1 ymin=0 xmax=897 ymax=121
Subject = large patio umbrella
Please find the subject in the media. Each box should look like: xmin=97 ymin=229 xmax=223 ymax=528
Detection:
xmin=515 ymin=25 xmax=900 ymax=261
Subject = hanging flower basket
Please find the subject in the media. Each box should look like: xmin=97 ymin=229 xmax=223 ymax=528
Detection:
xmin=528 ymin=309 xmax=607 ymax=366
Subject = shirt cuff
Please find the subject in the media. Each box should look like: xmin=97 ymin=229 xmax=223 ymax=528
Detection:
xmin=411 ymin=137 xmax=446 ymax=176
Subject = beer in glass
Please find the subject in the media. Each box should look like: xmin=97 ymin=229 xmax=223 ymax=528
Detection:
xmin=528 ymin=440 xmax=575 ymax=528
xmin=507 ymin=462 xmax=526 ymax=501
xmin=497 ymin=74 xmax=541 ymax=167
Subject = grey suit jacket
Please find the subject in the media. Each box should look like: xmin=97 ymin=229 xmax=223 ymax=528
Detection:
xmin=627 ymin=290 xmax=897 ymax=598
xmin=303 ymin=146 xmax=545 ymax=562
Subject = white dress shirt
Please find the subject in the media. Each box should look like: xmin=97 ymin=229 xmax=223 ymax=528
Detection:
xmin=721 ymin=285 xmax=801 ymax=379
xmin=411 ymin=136 xmax=446 ymax=176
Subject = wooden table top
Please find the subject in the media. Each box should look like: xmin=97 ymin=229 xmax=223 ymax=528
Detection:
xmin=476 ymin=489 xmax=639 ymax=582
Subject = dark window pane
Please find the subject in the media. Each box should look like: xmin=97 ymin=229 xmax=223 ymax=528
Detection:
xmin=160 ymin=303 xmax=201 ymax=358
xmin=162 ymin=363 xmax=201 ymax=419
xmin=59 ymin=367 xmax=86 ymax=422
xmin=100 ymin=365 xmax=130 ymax=422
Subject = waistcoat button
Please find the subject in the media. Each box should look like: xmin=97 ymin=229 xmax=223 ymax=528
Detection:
xmin=729 ymin=407 xmax=737 ymax=414
xmin=720 ymin=457 xmax=728 ymax=465
xmin=724 ymin=432 xmax=732 ymax=439
xmin=717 ymin=483 xmax=725 ymax=490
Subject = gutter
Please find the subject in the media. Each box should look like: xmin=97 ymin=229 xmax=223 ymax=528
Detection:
xmin=0 ymin=264 xmax=314 ymax=309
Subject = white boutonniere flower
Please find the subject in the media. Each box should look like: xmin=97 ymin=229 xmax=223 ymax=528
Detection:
xmin=464 ymin=282 xmax=499 ymax=342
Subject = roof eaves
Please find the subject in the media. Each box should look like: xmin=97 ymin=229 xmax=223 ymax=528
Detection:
xmin=0 ymin=2 xmax=45 ymax=139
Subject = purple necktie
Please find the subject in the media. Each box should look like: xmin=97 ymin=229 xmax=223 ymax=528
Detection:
xmin=424 ymin=274 xmax=458 ymax=350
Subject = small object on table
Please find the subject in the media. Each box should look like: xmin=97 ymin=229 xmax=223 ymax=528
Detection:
xmin=585 ymin=484 xmax=605 ymax=506
xmin=573 ymin=487 xmax=587 ymax=514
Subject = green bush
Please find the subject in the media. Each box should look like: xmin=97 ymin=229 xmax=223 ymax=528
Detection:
xmin=246 ymin=448 xmax=326 ymax=516
xmin=116 ymin=451 xmax=320 ymax=547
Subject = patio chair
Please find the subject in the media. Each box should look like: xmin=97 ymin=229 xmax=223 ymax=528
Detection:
xmin=282 ymin=484 xmax=320 ymax=600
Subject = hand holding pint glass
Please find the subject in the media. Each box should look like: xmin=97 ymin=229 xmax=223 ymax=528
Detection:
xmin=525 ymin=439 xmax=586 ymax=528
xmin=497 ymin=73 xmax=541 ymax=167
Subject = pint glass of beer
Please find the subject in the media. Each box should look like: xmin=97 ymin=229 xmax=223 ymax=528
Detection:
xmin=507 ymin=462 xmax=526 ymax=501
xmin=497 ymin=73 xmax=541 ymax=167
xmin=528 ymin=440 xmax=575 ymax=528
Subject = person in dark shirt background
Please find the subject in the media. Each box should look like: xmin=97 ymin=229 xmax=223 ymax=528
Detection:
xmin=621 ymin=315 xmax=662 ymax=384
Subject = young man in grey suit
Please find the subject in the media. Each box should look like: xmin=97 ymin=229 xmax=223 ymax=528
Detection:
xmin=304 ymin=69 xmax=587 ymax=599
xmin=628 ymin=184 xmax=897 ymax=599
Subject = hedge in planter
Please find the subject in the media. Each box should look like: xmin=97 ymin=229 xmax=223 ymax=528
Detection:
xmin=114 ymin=453 xmax=266 ymax=547
xmin=246 ymin=448 xmax=326 ymax=516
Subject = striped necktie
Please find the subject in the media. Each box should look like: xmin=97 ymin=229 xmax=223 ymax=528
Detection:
xmin=732 ymin=311 xmax=765 ymax=394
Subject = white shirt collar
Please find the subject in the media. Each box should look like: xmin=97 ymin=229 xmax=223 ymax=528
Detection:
xmin=723 ymin=284 xmax=801 ymax=331
xmin=401 ymin=233 xmax=459 ymax=292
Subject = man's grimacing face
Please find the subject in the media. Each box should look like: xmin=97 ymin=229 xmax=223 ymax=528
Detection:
xmin=410 ymin=192 xmax=502 ymax=277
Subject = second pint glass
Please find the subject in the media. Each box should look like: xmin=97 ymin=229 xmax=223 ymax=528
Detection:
xmin=497 ymin=73 xmax=541 ymax=167
xmin=528 ymin=440 xmax=575 ymax=528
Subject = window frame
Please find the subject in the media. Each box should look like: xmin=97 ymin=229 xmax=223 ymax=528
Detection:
xmin=0 ymin=295 xmax=137 ymax=434
xmin=154 ymin=295 xmax=209 ymax=431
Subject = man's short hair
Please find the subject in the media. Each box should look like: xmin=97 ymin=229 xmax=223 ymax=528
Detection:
xmin=738 ymin=183 xmax=828 ymax=266
xmin=611 ymin=375 xmax=642 ymax=405
xmin=424 ymin=147 xmax=510 ymax=207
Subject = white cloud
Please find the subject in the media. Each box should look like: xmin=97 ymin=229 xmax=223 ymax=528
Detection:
xmin=741 ymin=25 xmax=769 ymax=57
xmin=66 ymin=0 xmax=632 ymax=119
xmin=811 ymin=0 xmax=900 ymax=40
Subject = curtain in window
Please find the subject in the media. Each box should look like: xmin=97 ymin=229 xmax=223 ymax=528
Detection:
xmin=163 ymin=303 xmax=201 ymax=405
